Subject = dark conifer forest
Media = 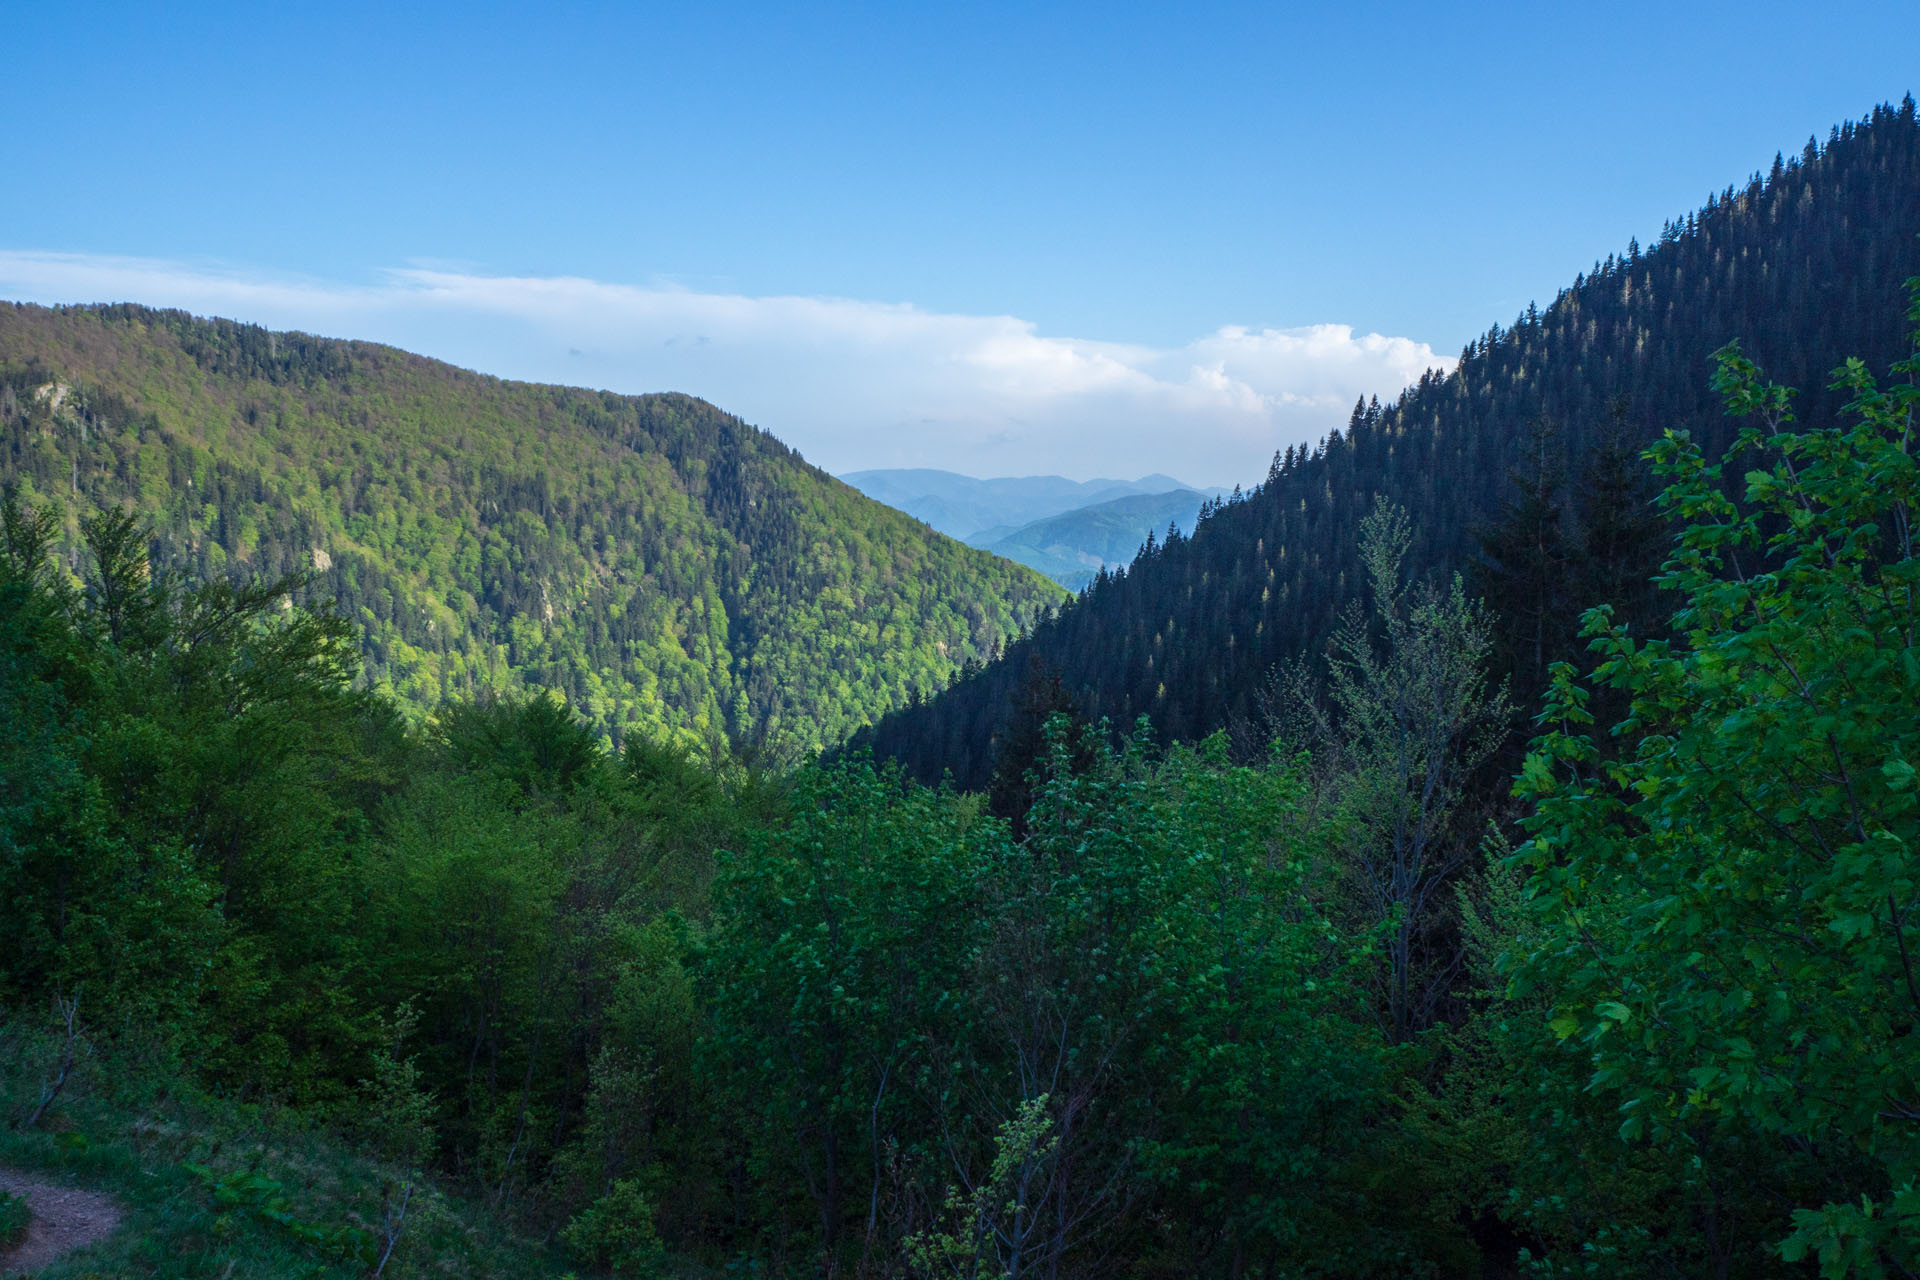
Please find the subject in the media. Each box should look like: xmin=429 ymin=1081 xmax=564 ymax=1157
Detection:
xmin=3 ymin=101 xmax=1920 ymax=1280
xmin=858 ymin=98 xmax=1920 ymax=788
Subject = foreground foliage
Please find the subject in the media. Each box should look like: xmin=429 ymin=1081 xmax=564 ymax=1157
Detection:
xmin=1502 ymin=292 xmax=1920 ymax=1275
xmin=705 ymin=728 xmax=1457 ymax=1274
xmin=0 ymin=482 xmax=1461 ymax=1273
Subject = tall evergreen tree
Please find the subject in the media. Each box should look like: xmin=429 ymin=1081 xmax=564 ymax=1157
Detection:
xmin=1573 ymin=420 xmax=1667 ymax=639
xmin=1471 ymin=417 xmax=1575 ymax=705
xmin=985 ymin=655 xmax=1091 ymax=838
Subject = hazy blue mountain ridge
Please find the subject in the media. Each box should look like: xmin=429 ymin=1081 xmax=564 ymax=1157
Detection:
xmin=840 ymin=467 xmax=1214 ymax=541
xmin=970 ymin=488 xmax=1209 ymax=589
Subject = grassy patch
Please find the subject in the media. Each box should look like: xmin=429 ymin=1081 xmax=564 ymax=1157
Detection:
xmin=0 ymin=1017 xmax=578 ymax=1280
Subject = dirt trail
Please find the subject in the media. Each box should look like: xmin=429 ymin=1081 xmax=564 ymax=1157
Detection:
xmin=0 ymin=1167 xmax=123 ymax=1276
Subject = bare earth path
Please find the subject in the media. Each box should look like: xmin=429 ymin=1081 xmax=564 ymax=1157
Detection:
xmin=0 ymin=1167 xmax=123 ymax=1276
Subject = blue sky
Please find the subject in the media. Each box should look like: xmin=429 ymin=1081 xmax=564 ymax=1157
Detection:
xmin=4 ymin=1 xmax=1916 ymax=483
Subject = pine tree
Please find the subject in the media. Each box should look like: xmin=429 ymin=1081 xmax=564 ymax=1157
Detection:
xmin=1471 ymin=418 xmax=1574 ymax=703
xmin=986 ymin=656 xmax=1092 ymax=837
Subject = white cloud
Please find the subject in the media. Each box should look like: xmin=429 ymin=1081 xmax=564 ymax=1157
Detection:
xmin=0 ymin=250 xmax=1450 ymax=485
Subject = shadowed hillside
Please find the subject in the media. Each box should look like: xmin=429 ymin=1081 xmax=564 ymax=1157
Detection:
xmin=857 ymin=98 xmax=1920 ymax=786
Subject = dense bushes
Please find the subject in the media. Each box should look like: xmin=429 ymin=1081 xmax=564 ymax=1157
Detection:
xmin=0 ymin=493 xmax=1436 ymax=1272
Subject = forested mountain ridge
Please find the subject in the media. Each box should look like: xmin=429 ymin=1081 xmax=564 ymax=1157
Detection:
xmin=860 ymin=97 xmax=1920 ymax=787
xmin=0 ymin=303 xmax=1065 ymax=749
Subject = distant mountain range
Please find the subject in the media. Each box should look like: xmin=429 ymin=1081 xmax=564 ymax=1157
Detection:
xmin=967 ymin=488 xmax=1210 ymax=590
xmin=840 ymin=468 xmax=1225 ymax=587
xmin=839 ymin=468 xmax=1219 ymax=541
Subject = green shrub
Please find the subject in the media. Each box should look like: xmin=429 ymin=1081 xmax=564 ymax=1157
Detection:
xmin=561 ymin=1179 xmax=663 ymax=1276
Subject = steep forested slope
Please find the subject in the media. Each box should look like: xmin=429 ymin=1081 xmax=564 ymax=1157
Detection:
xmin=0 ymin=305 xmax=1064 ymax=748
xmin=861 ymin=98 xmax=1920 ymax=786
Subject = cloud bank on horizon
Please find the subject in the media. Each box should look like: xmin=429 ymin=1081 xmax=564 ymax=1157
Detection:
xmin=0 ymin=250 xmax=1450 ymax=486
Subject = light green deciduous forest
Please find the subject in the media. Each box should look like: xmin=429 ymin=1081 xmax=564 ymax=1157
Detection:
xmin=0 ymin=303 xmax=1065 ymax=753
